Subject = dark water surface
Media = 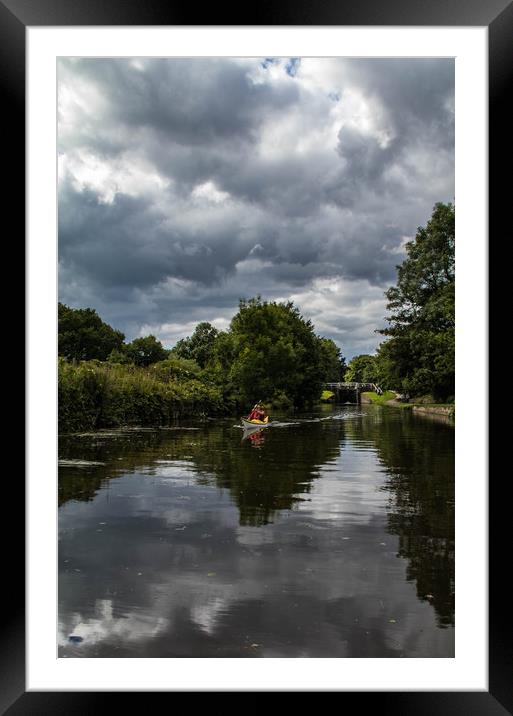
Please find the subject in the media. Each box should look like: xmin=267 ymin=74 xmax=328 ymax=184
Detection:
xmin=58 ymin=405 xmax=454 ymax=658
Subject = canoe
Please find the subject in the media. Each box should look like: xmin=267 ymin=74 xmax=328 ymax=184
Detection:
xmin=241 ymin=416 xmax=270 ymax=430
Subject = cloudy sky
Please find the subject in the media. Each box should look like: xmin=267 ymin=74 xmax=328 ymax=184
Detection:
xmin=58 ymin=57 xmax=454 ymax=359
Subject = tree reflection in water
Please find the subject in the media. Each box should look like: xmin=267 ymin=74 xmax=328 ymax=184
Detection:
xmin=345 ymin=409 xmax=454 ymax=628
xmin=60 ymin=418 xmax=343 ymax=527
xmin=59 ymin=408 xmax=454 ymax=627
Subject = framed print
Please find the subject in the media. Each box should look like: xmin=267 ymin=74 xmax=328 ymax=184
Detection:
xmin=5 ymin=0 xmax=508 ymax=710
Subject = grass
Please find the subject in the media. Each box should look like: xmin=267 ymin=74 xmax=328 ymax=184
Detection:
xmin=361 ymin=391 xmax=397 ymax=405
xmin=321 ymin=390 xmax=335 ymax=401
xmin=362 ymin=391 xmax=455 ymax=419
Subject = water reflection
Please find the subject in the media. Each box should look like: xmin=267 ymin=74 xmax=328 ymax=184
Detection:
xmin=344 ymin=409 xmax=454 ymax=627
xmin=59 ymin=406 xmax=454 ymax=657
xmin=241 ymin=427 xmax=267 ymax=447
xmin=60 ymin=416 xmax=344 ymax=527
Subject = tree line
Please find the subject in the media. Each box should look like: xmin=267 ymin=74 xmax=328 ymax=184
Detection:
xmin=58 ymin=200 xmax=455 ymax=431
xmin=344 ymin=202 xmax=454 ymax=402
xmin=58 ymin=296 xmax=347 ymax=431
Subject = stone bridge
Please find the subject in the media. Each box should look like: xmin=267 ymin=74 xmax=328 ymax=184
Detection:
xmin=324 ymin=382 xmax=381 ymax=404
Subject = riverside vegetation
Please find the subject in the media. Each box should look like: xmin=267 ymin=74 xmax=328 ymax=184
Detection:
xmin=58 ymin=299 xmax=346 ymax=434
xmin=344 ymin=202 xmax=455 ymax=403
xmin=59 ymin=202 xmax=455 ymax=433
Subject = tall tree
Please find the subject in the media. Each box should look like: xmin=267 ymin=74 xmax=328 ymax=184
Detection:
xmin=318 ymin=337 xmax=346 ymax=382
xmin=345 ymin=354 xmax=378 ymax=383
xmin=172 ymin=322 xmax=220 ymax=369
xmin=227 ymin=297 xmax=324 ymax=408
xmin=124 ymin=335 xmax=169 ymax=367
xmin=58 ymin=303 xmax=125 ymax=361
xmin=378 ymin=202 xmax=455 ymax=399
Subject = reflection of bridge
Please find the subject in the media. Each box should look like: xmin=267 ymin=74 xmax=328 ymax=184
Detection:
xmin=324 ymin=382 xmax=381 ymax=404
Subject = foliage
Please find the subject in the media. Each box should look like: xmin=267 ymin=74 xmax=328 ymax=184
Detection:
xmin=345 ymin=354 xmax=379 ymax=383
xmin=58 ymin=357 xmax=107 ymax=433
xmin=58 ymin=303 xmax=125 ymax=361
xmin=222 ymin=297 xmax=327 ymax=409
xmin=268 ymin=390 xmax=294 ymax=411
xmin=58 ymin=357 xmax=224 ymax=433
xmin=377 ymin=202 xmax=455 ymax=401
xmin=123 ymin=335 xmax=169 ymax=366
xmin=58 ymin=296 xmax=348 ymax=424
xmin=361 ymin=390 xmax=399 ymax=405
xmin=149 ymin=356 xmax=202 ymax=382
xmin=107 ymin=347 xmax=133 ymax=365
xmin=172 ymin=322 xmax=220 ymax=368
xmin=318 ymin=338 xmax=346 ymax=382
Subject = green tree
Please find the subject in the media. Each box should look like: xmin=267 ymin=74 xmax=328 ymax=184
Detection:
xmin=124 ymin=335 xmax=169 ymax=367
xmin=107 ymin=347 xmax=133 ymax=365
xmin=345 ymin=354 xmax=378 ymax=383
xmin=149 ymin=356 xmax=202 ymax=382
xmin=318 ymin=337 xmax=346 ymax=382
xmin=227 ymin=297 xmax=324 ymax=408
xmin=58 ymin=303 xmax=125 ymax=361
xmin=172 ymin=322 xmax=220 ymax=369
xmin=378 ymin=202 xmax=455 ymax=400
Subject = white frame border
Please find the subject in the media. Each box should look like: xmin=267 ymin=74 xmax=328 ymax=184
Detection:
xmin=27 ymin=26 xmax=487 ymax=691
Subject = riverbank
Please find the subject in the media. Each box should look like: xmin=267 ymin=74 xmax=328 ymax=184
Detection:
xmin=360 ymin=391 xmax=397 ymax=405
xmin=361 ymin=392 xmax=455 ymax=420
xmin=412 ymin=405 xmax=454 ymax=418
xmin=58 ymin=358 xmax=226 ymax=434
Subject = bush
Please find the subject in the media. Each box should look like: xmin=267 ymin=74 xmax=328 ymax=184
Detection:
xmin=58 ymin=358 xmax=224 ymax=433
xmin=149 ymin=357 xmax=202 ymax=382
xmin=269 ymin=390 xmax=294 ymax=411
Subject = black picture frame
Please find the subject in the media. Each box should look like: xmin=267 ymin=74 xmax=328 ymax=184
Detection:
xmin=6 ymin=0 xmax=507 ymax=711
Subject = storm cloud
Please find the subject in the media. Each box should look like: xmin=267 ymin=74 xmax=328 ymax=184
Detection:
xmin=58 ymin=57 xmax=454 ymax=358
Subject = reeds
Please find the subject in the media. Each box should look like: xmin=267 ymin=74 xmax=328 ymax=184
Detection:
xmin=58 ymin=358 xmax=224 ymax=433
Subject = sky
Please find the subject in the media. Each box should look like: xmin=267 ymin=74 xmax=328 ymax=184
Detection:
xmin=58 ymin=57 xmax=454 ymax=359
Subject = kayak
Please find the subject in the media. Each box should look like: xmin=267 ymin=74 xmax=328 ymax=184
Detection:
xmin=241 ymin=416 xmax=270 ymax=430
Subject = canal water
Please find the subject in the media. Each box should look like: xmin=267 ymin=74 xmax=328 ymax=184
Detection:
xmin=58 ymin=405 xmax=454 ymax=658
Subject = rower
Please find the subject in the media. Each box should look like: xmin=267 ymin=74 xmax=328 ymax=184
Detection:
xmin=248 ymin=402 xmax=267 ymax=421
